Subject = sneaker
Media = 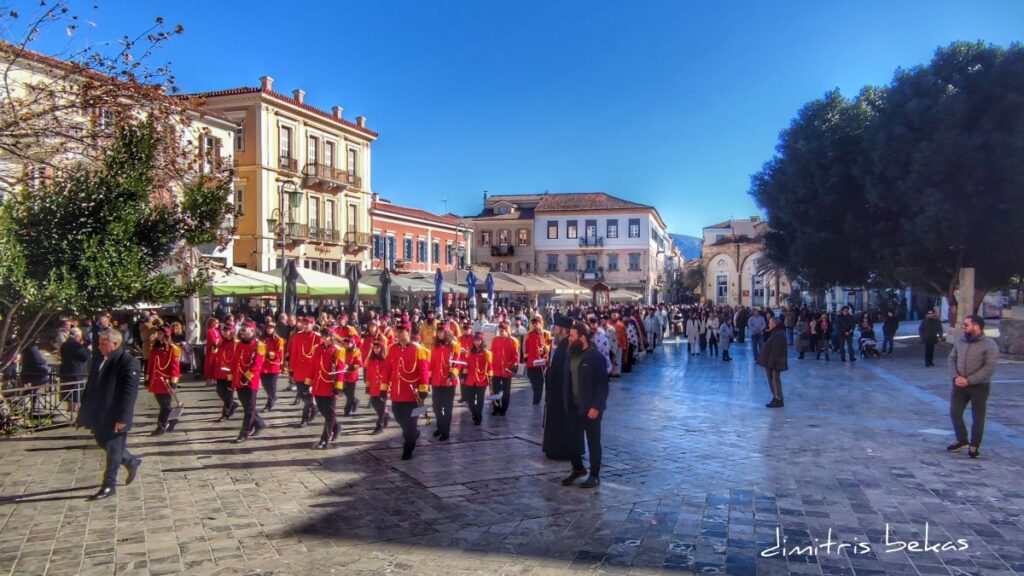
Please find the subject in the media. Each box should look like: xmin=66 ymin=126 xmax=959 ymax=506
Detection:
xmin=579 ymin=476 xmax=601 ymax=489
xmin=766 ymin=399 xmax=784 ymax=408
xmin=150 ymin=426 xmax=166 ymax=437
xmin=314 ymin=441 xmax=327 ymax=450
xmin=371 ymin=425 xmax=383 ymax=435
xmin=946 ymin=441 xmax=968 ymax=452
xmin=968 ymin=446 xmax=980 ymax=459
xmin=233 ymin=435 xmax=247 ymax=444
xmin=251 ymin=425 xmax=264 ymax=438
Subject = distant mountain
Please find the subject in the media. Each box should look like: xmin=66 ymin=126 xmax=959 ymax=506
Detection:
xmin=669 ymin=233 xmax=702 ymax=261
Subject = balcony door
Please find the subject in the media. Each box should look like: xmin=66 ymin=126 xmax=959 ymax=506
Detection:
xmin=324 ymin=200 xmax=335 ymax=234
xmin=307 ymin=136 xmax=319 ymax=167
xmin=308 ymin=197 xmax=320 ymax=233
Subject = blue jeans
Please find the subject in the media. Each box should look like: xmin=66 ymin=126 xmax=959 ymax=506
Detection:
xmin=751 ymin=333 xmax=764 ymax=358
xmin=882 ymin=335 xmax=894 ymax=354
xmin=841 ymin=334 xmax=856 ymax=360
xmin=785 ymin=327 xmax=794 ymax=345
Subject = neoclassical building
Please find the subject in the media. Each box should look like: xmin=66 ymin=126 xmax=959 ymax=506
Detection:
xmin=700 ymin=217 xmax=791 ymax=308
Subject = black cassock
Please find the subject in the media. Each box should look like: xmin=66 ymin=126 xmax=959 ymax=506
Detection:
xmin=542 ymin=338 xmax=584 ymax=460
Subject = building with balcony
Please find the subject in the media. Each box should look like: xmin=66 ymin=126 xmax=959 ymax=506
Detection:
xmin=466 ymin=193 xmax=542 ymax=275
xmin=532 ymin=192 xmax=670 ymax=304
xmin=369 ymin=194 xmax=472 ymax=272
xmin=183 ymin=76 xmax=377 ymax=275
xmin=700 ymin=217 xmax=791 ymax=308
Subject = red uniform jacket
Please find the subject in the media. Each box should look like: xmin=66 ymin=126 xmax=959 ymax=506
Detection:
xmin=490 ymin=335 xmax=520 ymax=378
xmin=231 ymin=338 xmax=265 ymax=391
xmin=339 ymin=346 xmax=363 ymax=384
xmin=524 ymin=329 xmax=551 ymax=368
xmin=383 ymin=342 xmax=429 ymax=402
xmin=203 ymin=328 xmax=221 ymax=380
xmin=287 ymin=331 xmax=321 ymax=385
xmin=364 ymin=356 xmax=387 ymax=396
xmin=147 ymin=343 xmax=180 ymax=395
xmin=429 ymin=343 xmax=462 ymax=387
xmin=260 ymin=335 xmax=286 ymax=375
xmin=310 ymin=342 xmax=344 ymax=397
xmin=215 ymin=339 xmax=238 ymax=382
xmin=359 ymin=331 xmax=381 ymax=361
xmin=465 ymin=348 xmax=493 ymax=387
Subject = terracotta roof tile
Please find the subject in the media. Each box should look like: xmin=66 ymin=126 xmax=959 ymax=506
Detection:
xmin=535 ymin=192 xmax=652 ymax=212
xmin=181 ymin=86 xmax=378 ymax=138
xmin=372 ymin=201 xmax=464 ymax=227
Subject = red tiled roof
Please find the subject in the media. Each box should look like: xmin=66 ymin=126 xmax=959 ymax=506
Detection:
xmin=535 ymin=192 xmax=652 ymax=212
xmin=0 ymin=40 xmax=237 ymax=126
xmin=181 ymin=86 xmax=378 ymax=138
xmin=372 ymin=201 xmax=464 ymax=227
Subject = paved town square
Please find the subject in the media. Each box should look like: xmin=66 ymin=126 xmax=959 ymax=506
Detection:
xmin=1 ymin=336 xmax=1022 ymax=576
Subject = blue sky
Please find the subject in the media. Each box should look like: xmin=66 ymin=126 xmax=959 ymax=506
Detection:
xmin=13 ymin=1 xmax=1024 ymax=235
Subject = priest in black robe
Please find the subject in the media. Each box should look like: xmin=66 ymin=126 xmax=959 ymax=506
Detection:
xmin=542 ymin=314 xmax=579 ymax=461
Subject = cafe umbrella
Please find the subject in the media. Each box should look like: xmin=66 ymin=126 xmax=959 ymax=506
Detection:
xmin=485 ymin=272 xmax=495 ymax=320
xmin=434 ymin=268 xmax=444 ymax=315
xmin=346 ymin=262 xmax=362 ymax=319
xmin=465 ymin=270 xmax=478 ymax=321
xmin=379 ymin=267 xmax=393 ymax=313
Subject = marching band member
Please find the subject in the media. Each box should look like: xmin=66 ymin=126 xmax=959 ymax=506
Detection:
xmin=490 ymin=322 xmax=521 ymax=416
xmin=287 ymin=316 xmax=320 ymax=427
xmin=429 ymin=328 xmax=461 ymax=441
xmin=339 ymin=334 xmax=363 ymax=416
xmin=310 ymin=326 xmax=345 ymax=449
xmin=464 ymin=331 xmax=493 ymax=426
xmin=214 ymin=323 xmax=240 ymax=422
xmin=260 ymin=321 xmax=286 ymax=412
xmin=203 ymin=317 xmax=221 ymax=386
xmin=364 ymin=334 xmax=390 ymax=434
xmin=524 ymin=316 xmax=551 ymax=405
xmin=231 ymin=321 xmax=266 ymax=443
xmin=457 ymin=319 xmax=474 ymax=404
xmin=147 ymin=325 xmax=180 ymax=435
xmin=383 ymin=323 xmax=430 ymax=460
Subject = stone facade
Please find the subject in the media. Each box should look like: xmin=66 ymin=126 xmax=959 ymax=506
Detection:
xmin=700 ymin=219 xmax=790 ymax=308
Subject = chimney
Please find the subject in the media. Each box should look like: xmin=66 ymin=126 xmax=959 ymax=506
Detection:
xmin=259 ymin=75 xmax=274 ymax=92
xmin=332 ymin=106 xmax=344 ymax=119
xmin=483 ymin=190 xmax=489 ymax=202
xmin=750 ymin=216 xmax=760 ymax=223
xmin=293 ymin=89 xmax=305 ymax=104
xmin=356 ymin=116 xmax=367 ymax=128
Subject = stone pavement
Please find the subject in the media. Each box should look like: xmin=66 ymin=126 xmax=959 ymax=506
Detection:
xmin=1 ymin=335 xmax=1023 ymax=576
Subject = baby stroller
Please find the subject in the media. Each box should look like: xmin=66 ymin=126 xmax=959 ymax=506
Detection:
xmin=859 ymin=327 xmax=880 ymax=359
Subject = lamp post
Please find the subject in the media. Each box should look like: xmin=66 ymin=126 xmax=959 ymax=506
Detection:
xmin=269 ymin=180 xmax=301 ymax=312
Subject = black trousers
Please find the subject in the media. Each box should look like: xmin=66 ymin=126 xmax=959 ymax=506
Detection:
xmin=341 ymin=382 xmax=358 ymax=415
xmin=260 ymin=373 xmax=278 ymax=409
xmin=236 ymin=387 xmax=264 ymax=438
xmin=315 ymin=395 xmax=339 ymax=442
xmin=924 ymin=342 xmax=937 ymax=365
xmin=491 ymin=377 xmax=511 ymax=414
xmin=951 ymin=383 xmax=990 ymax=447
xmin=432 ymin=386 xmax=456 ymax=436
xmin=94 ymin=432 xmax=134 ymax=488
xmin=467 ymin=386 xmax=486 ymax=423
xmin=392 ymin=401 xmax=421 ymax=454
xmin=155 ymin=393 xmax=172 ymax=427
xmin=765 ymin=368 xmax=784 ymax=402
xmin=527 ymin=367 xmax=545 ymax=404
xmin=216 ymin=380 xmax=237 ymax=417
xmin=708 ymin=334 xmax=719 ymax=356
xmin=370 ymin=396 xmax=388 ymax=428
xmin=297 ymin=383 xmax=317 ymax=423
xmin=570 ymin=413 xmax=603 ymax=477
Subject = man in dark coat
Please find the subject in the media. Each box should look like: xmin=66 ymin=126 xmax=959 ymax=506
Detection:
xmin=918 ymin=308 xmax=944 ymax=367
xmin=77 ymin=328 xmax=142 ymax=501
xmin=757 ymin=317 xmax=788 ymax=408
xmin=561 ymin=322 xmax=610 ymax=489
xmin=542 ymin=314 xmax=576 ymax=461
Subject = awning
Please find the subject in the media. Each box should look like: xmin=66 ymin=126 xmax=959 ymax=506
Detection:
xmin=610 ymin=288 xmax=643 ymax=302
xmin=199 ymin=266 xmax=281 ymax=296
xmin=362 ymin=270 xmax=435 ymax=294
xmin=265 ymin=267 xmax=376 ymax=297
xmin=540 ymin=275 xmax=590 ymax=295
xmin=404 ymin=272 xmax=469 ymax=296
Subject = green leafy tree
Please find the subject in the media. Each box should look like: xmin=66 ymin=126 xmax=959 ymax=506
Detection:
xmin=0 ymin=121 xmax=232 ymax=371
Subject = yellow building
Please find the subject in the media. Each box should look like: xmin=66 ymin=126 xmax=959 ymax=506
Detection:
xmin=184 ymin=76 xmax=378 ymax=274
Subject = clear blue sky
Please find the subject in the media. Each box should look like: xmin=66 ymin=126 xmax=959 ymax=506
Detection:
xmin=13 ymin=0 xmax=1024 ymax=235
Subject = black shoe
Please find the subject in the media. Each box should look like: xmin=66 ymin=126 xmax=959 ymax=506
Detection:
xmin=260 ymin=405 xmax=272 ymax=414
xmin=968 ymin=446 xmax=980 ymax=458
xmin=166 ymin=420 xmax=177 ymax=432
xmin=88 ymin=486 xmax=115 ymax=501
xmin=251 ymin=425 xmax=265 ymax=438
xmin=579 ymin=476 xmax=601 ymax=489
xmin=233 ymin=435 xmax=247 ymax=444
xmin=766 ymin=399 xmax=783 ymax=408
xmin=371 ymin=425 xmax=383 ymax=435
xmin=150 ymin=426 xmax=166 ymax=437
xmin=473 ymin=418 xmax=482 ymax=426
xmin=296 ymin=420 xmax=308 ymax=429
xmin=439 ymin=433 xmax=449 ymax=441
xmin=227 ymin=402 xmax=239 ymax=418
xmin=401 ymin=449 xmax=413 ymax=460
xmin=433 ymin=429 xmax=442 ymax=438
xmin=124 ymin=457 xmax=142 ymax=485
xmin=332 ymin=424 xmax=341 ymax=441
xmin=314 ymin=441 xmax=327 ymax=450
xmin=216 ymin=415 xmax=227 ymax=423
xmin=532 ymin=400 xmax=541 ymax=405
xmin=561 ymin=469 xmax=587 ymax=486
xmin=947 ymin=441 xmax=968 ymax=452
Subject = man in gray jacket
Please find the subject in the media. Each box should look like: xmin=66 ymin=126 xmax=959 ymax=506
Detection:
xmin=946 ymin=315 xmax=998 ymax=459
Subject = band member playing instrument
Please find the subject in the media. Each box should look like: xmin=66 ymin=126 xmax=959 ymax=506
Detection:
xmin=231 ymin=321 xmax=266 ymax=444
xmin=364 ymin=334 xmax=390 ymax=434
xmin=214 ymin=324 xmax=239 ymax=422
xmin=383 ymin=323 xmax=430 ymax=460
xmin=340 ymin=334 xmax=363 ymax=416
xmin=524 ymin=316 xmax=551 ymax=405
xmin=429 ymin=328 xmax=461 ymax=441
xmin=287 ymin=317 xmax=321 ymax=427
xmin=260 ymin=321 xmax=286 ymax=412
xmin=490 ymin=322 xmax=521 ymax=416
xmin=465 ymin=332 xmax=493 ymax=426
xmin=310 ymin=326 xmax=345 ymax=449
xmin=147 ymin=326 xmax=180 ymax=435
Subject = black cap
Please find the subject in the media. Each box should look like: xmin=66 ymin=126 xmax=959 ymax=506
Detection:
xmin=554 ymin=314 xmax=573 ymax=329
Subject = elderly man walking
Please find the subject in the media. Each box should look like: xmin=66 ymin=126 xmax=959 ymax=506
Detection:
xmin=77 ymin=329 xmax=142 ymax=501
xmin=757 ymin=317 xmax=788 ymax=408
xmin=946 ymin=315 xmax=998 ymax=459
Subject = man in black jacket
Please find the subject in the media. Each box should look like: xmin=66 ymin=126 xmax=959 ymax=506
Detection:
xmin=757 ymin=317 xmax=789 ymax=408
xmin=78 ymin=329 xmax=142 ymax=501
xmin=561 ymin=323 xmax=610 ymax=489
xmin=919 ymin=308 xmax=944 ymax=366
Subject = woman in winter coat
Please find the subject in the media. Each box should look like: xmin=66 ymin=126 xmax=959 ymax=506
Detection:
xmin=706 ymin=313 xmax=721 ymax=357
xmin=794 ymin=314 xmax=810 ymax=359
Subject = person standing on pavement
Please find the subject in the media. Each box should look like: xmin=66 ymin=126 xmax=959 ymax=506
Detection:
xmin=428 ymin=328 xmax=460 ymax=441
xmin=882 ymin=310 xmax=899 ymax=355
xmin=685 ymin=312 xmax=701 ymax=357
xmin=310 ymin=326 xmax=344 ymax=449
xmin=919 ymin=309 xmax=944 ymax=367
xmin=214 ymin=323 xmax=240 ymax=422
xmin=524 ymin=317 xmax=550 ymax=405
xmin=383 ymin=323 xmax=431 ymax=460
xmin=203 ymin=317 xmax=221 ymax=386
xmin=59 ymin=327 xmax=91 ymax=414
xmin=783 ymin=306 xmax=798 ymax=345
xmin=231 ymin=321 xmax=266 ymax=444
xmin=259 ymin=322 xmax=285 ymax=413
xmin=719 ymin=316 xmax=734 ymax=362
xmin=288 ymin=317 xmax=321 ymax=426
xmin=748 ymin=309 xmax=767 ymax=359
xmin=364 ymin=335 xmax=390 ymax=434
xmin=757 ymin=317 xmax=788 ymax=408
xmin=543 ymin=315 xmax=575 ymax=459
xmin=339 ymin=335 xmax=363 ymax=416
xmin=946 ymin=315 xmax=998 ymax=459
xmin=561 ymin=322 xmax=609 ymax=489
xmin=464 ymin=331 xmax=493 ymax=426
xmin=77 ymin=329 xmax=142 ymax=501
xmin=490 ymin=322 xmax=520 ymax=416
xmin=146 ymin=326 xmax=180 ymax=435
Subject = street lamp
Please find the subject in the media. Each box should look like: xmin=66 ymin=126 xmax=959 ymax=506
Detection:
xmin=269 ymin=179 xmax=302 ymax=311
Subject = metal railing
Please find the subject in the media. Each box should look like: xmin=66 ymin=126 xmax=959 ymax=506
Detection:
xmin=490 ymin=244 xmax=514 ymax=257
xmin=343 ymin=231 xmax=372 ymax=247
xmin=0 ymin=374 xmax=85 ymax=435
xmin=278 ymin=156 xmax=298 ymax=172
xmin=287 ymin=224 xmax=342 ymax=243
xmin=303 ymin=162 xmax=352 ymax=188
xmin=579 ymin=236 xmax=604 ymax=247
